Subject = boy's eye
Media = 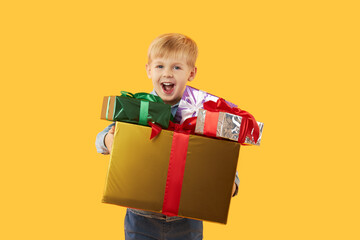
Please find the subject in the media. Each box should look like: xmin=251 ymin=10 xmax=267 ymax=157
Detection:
xmin=156 ymin=65 xmax=163 ymax=69
xmin=174 ymin=66 xmax=181 ymax=70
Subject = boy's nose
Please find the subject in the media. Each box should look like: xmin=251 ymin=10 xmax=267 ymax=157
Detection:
xmin=163 ymin=69 xmax=173 ymax=78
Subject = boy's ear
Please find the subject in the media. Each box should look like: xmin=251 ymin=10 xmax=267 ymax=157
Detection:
xmin=145 ymin=64 xmax=151 ymax=78
xmin=188 ymin=67 xmax=197 ymax=82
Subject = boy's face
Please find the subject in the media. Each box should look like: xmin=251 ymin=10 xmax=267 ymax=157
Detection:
xmin=146 ymin=56 xmax=197 ymax=106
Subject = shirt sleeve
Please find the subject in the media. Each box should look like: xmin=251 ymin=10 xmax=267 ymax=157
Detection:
xmin=232 ymin=171 xmax=240 ymax=197
xmin=95 ymin=122 xmax=115 ymax=155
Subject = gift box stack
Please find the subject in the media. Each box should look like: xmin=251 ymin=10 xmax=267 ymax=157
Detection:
xmin=100 ymin=87 xmax=264 ymax=224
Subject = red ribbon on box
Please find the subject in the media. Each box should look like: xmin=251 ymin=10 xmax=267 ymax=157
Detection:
xmin=148 ymin=116 xmax=197 ymax=140
xmin=203 ymin=98 xmax=260 ymax=145
xmin=161 ymin=117 xmax=197 ymax=216
xmin=148 ymin=121 xmax=162 ymax=140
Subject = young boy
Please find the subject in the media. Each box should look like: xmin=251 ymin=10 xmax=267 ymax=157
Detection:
xmin=96 ymin=33 xmax=240 ymax=240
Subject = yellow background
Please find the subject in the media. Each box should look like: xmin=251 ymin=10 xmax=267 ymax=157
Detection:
xmin=1 ymin=1 xmax=359 ymax=239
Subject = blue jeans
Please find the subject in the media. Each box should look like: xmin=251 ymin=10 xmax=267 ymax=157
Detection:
xmin=125 ymin=209 xmax=203 ymax=240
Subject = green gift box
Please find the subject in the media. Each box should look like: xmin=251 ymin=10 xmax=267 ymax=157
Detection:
xmin=101 ymin=92 xmax=172 ymax=128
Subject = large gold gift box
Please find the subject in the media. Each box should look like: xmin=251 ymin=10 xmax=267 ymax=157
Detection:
xmin=102 ymin=121 xmax=240 ymax=224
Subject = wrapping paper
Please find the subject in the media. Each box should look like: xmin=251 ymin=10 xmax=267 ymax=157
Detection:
xmin=174 ymin=86 xmax=237 ymax=123
xmin=102 ymin=121 xmax=240 ymax=224
xmin=195 ymin=109 xmax=264 ymax=145
xmin=100 ymin=95 xmax=171 ymax=128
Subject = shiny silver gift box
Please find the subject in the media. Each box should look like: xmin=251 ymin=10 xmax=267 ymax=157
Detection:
xmin=195 ymin=109 xmax=264 ymax=145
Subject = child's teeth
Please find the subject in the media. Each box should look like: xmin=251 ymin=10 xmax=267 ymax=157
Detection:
xmin=162 ymin=83 xmax=174 ymax=92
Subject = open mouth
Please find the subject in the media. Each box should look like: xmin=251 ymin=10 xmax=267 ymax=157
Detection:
xmin=161 ymin=82 xmax=175 ymax=94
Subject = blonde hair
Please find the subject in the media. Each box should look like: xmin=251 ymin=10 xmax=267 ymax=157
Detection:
xmin=147 ymin=33 xmax=198 ymax=67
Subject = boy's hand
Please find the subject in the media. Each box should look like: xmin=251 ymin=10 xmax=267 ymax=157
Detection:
xmin=104 ymin=125 xmax=115 ymax=152
xmin=232 ymin=182 xmax=236 ymax=196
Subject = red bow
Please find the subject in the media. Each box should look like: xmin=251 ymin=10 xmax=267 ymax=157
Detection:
xmin=203 ymin=98 xmax=260 ymax=144
xmin=167 ymin=117 xmax=197 ymax=134
xmin=149 ymin=117 xmax=197 ymax=140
